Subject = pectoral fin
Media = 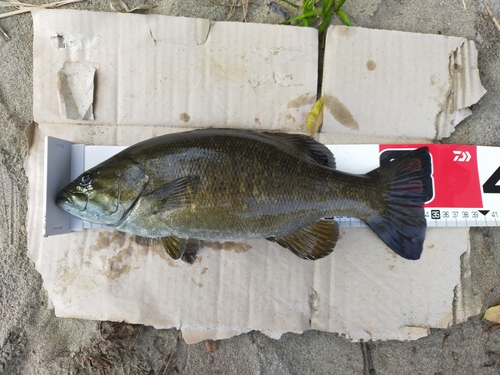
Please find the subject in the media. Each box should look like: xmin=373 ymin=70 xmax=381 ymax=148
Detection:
xmin=146 ymin=175 xmax=200 ymax=214
xmin=161 ymin=236 xmax=200 ymax=264
xmin=267 ymin=220 xmax=339 ymax=260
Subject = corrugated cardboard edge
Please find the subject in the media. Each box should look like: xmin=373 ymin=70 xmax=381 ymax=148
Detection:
xmin=437 ymin=40 xmax=487 ymax=139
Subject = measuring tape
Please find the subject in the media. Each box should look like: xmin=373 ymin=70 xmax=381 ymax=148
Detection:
xmin=328 ymin=144 xmax=500 ymax=228
xmin=44 ymin=138 xmax=500 ymax=236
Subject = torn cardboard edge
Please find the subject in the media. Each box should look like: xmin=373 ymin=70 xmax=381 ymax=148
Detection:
xmin=28 ymin=9 xmax=486 ymax=345
xmin=56 ymin=61 xmax=96 ymax=120
xmin=437 ymin=40 xmax=486 ymax=139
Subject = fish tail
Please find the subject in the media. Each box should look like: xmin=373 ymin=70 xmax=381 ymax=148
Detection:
xmin=364 ymin=147 xmax=432 ymax=260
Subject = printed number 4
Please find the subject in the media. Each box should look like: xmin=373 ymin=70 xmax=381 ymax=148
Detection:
xmin=483 ymin=166 xmax=500 ymax=194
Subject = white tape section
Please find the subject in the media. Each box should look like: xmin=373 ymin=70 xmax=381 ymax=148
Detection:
xmin=44 ymin=137 xmax=500 ymax=235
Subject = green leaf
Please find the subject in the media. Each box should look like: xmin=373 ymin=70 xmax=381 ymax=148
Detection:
xmin=318 ymin=10 xmax=333 ymax=36
xmin=278 ymin=0 xmax=300 ymax=9
xmin=322 ymin=0 xmax=334 ymax=14
xmin=333 ymin=0 xmax=347 ymax=12
xmin=304 ymin=0 xmax=315 ymax=10
xmin=281 ymin=0 xmax=352 ymax=31
xmin=336 ymin=9 xmax=352 ymax=26
xmin=284 ymin=9 xmax=320 ymax=24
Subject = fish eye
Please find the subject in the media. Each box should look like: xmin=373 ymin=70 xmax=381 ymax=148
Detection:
xmin=80 ymin=174 xmax=92 ymax=186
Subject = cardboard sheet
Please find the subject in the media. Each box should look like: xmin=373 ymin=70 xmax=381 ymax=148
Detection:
xmin=33 ymin=9 xmax=318 ymax=130
xmin=27 ymin=9 xmax=486 ymax=343
xmin=322 ymin=26 xmax=486 ymax=142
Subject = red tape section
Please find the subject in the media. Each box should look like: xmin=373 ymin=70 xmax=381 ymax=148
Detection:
xmin=379 ymin=144 xmax=482 ymax=209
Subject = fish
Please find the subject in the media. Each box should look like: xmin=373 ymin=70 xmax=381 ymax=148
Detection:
xmin=56 ymin=128 xmax=432 ymax=264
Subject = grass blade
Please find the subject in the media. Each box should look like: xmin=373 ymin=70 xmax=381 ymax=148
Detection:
xmin=336 ymin=9 xmax=352 ymax=26
xmin=318 ymin=10 xmax=333 ymax=35
xmin=278 ymin=0 xmax=299 ymax=9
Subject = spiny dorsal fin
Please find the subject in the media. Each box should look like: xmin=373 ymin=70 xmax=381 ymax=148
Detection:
xmin=262 ymin=132 xmax=336 ymax=169
xmin=267 ymin=219 xmax=339 ymax=260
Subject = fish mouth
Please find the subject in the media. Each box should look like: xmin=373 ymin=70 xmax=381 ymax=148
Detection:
xmin=56 ymin=190 xmax=88 ymax=211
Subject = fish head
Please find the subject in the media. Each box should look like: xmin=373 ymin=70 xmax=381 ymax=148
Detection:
xmin=56 ymin=161 xmax=148 ymax=226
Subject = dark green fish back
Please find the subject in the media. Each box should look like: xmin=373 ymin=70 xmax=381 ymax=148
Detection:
xmin=120 ymin=129 xmax=360 ymax=239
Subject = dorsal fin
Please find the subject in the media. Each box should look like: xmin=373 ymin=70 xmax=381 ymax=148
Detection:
xmin=262 ymin=132 xmax=336 ymax=169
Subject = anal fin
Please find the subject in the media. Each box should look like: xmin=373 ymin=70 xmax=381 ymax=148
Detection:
xmin=267 ymin=220 xmax=339 ymax=260
xmin=161 ymin=236 xmax=200 ymax=264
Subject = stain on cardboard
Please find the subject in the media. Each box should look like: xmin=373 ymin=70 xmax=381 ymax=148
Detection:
xmin=201 ymin=241 xmax=252 ymax=254
xmin=55 ymin=251 xmax=79 ymax=296
xmin=366 ymin=60 xmax=377 ymax=71
xmin=24 ymin=122 xmax=37 ymax=153
xmin=133 ymin=235 xmax=179 ymax=267
xmin=254 ymin=117 xmax=261 ymax=125
xmin=49 ymin=32 xmax=102 ymax=51
xmin=201 ymin=267 xmax=208 ymax=275
xmin=179 ymin=112 xmax=190 ymax=122
xmin=337 ymin=26 xmax=357 ymax=37
xmin=100 ymin=233 xmax=139 ymax=280
xmin=192 ymin=279 xmax=203 ymax=288
xmin=324 ymin=95 xmax=359 ymax=130
xmin=134 ymin=235 xmax=159 ymax=247
xmin=287 ymin=93 xmax=316 ymax=109
xmin=87 ymin=231 xmax=180 ymax=280
xmin=208 ymin=57 xmax=247 ymax=83
xmin=89 ymin=231 xmax=127 ymax=251
xmin=105 ymin=251 xmax=132 ymax=280
xmin=308 ymin=289 xmax=319 ymax=315
xmin=454 ymin=63 xmax=462 ymax=73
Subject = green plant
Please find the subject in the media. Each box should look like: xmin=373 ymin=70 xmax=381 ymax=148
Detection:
xmin=281 ymin=0 xmax=352 ymax=35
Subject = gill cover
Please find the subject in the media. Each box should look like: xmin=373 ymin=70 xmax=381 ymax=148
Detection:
xmin=58 ymin=162 xmax=148 ymax=226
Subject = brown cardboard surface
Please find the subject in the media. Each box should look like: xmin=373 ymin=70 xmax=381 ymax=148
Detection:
xmin=27 ymin=10 xmax=485 ymax=343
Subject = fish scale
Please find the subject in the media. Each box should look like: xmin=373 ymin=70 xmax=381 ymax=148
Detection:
xmin=53 ymin=129 xmax=432 ymax=262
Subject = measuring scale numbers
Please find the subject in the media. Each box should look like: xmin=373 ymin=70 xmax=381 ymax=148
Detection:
xmin=379 ymin=145 xmax=500 ymax=228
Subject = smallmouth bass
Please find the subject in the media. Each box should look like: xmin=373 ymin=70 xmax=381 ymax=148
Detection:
xmin=56 ymin=129 xmax=432 ymax=263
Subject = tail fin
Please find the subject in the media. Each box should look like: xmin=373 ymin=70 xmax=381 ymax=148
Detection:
xmin=365 ymin=147 xmax=432 ymax=260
